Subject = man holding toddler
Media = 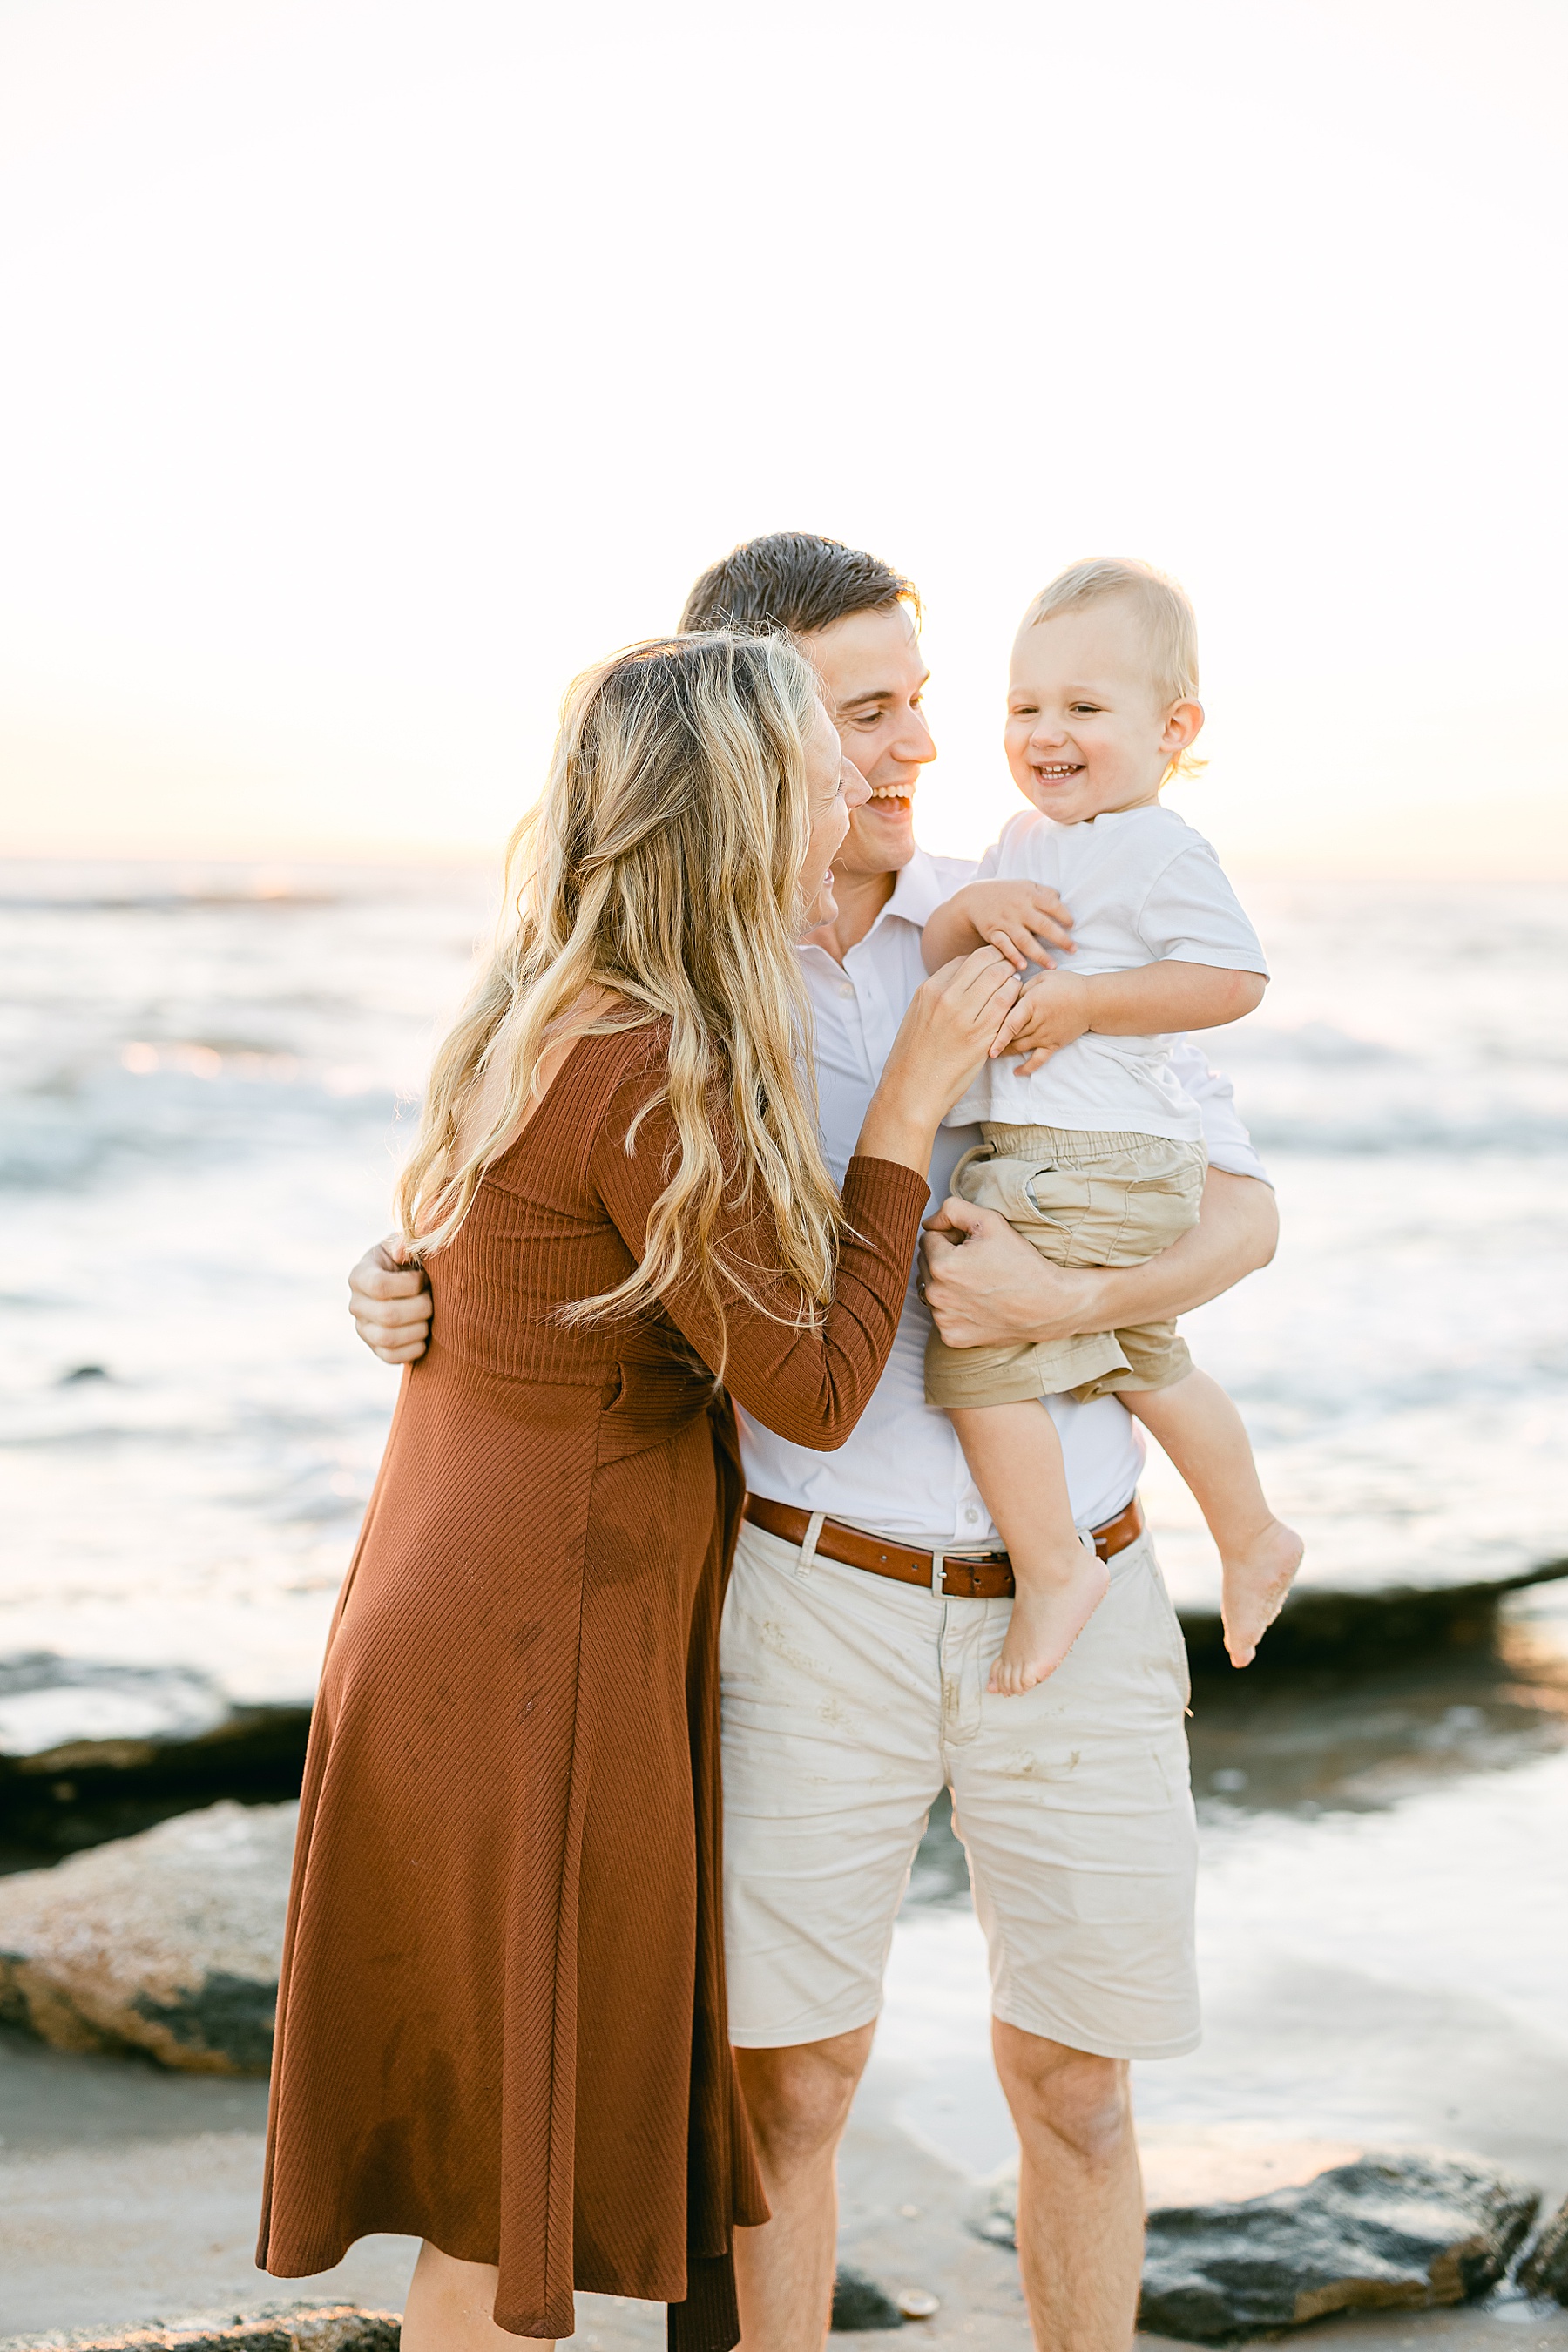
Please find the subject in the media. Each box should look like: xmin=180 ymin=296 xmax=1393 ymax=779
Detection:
xmin=349 ymin=532 xmax=1282 ymax=2352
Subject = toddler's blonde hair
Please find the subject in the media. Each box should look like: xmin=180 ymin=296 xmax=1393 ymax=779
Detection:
xmin=1026 ymin=557 xmax=1206 ymax=783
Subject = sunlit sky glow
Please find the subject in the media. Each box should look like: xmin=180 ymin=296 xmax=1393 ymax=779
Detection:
xmin=1 ymin=0 xmax=1565 ymax=875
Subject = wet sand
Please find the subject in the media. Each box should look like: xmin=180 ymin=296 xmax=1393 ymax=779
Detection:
xmin=3 ymin=2030 xmax=1566 ymax=2350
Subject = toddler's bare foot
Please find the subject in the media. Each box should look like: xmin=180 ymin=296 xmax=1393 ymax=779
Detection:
xmin=1221 ymin=1518 xmax=1303 ymax=1667
xmin=989 ymin=1539 xmax=1110 ymax=1696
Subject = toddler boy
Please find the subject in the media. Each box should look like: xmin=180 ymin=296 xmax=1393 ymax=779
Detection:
xmin=923 ymin=558 xmax=1301 ymax=1694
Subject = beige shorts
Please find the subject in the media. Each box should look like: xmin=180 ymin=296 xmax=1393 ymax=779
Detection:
xmin=924 ymin=1124 xmax=1207 ymax=1411
xmin=720 ymin=1517 xmax=1200 ymax=2059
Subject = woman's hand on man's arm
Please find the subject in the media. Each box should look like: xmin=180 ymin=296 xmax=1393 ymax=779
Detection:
xmin=918 ymin=1168 xmax=1278 ymax=1350
xmin=348 ymin=1238 xmax=432 ymax=1363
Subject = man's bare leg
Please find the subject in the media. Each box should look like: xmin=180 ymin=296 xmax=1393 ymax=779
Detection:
xmin=992 ymin=2023 xmax=1144 ymax=2352
xmin=948 ymin=1402 xmax=1110 ymax=1695
xmin=401 ymin=2242 xmax=552 ymax=2352
xmin=733 ymin=2024 xmax=875 ymax=2352
xmin=1125 ymin=1370 xmax=1301 ymax=1666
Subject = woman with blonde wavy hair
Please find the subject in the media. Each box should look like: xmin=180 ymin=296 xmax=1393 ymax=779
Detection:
xmin=257 ymin=632 xmax=1019 ymax=2352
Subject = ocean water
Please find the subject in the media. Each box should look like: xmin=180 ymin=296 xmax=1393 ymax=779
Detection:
xmin=875 ymin=1732 xmax=1568 ymax=2189
xmin=3 ymin=859 xmax=494 ymax=1707
xmin=1140 ymin=879 xmax=1568 ymax=1603
xmin=3 ymin=862 xmax=1567 ymax=1707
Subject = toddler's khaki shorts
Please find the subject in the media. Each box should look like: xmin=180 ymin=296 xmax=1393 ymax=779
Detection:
xmin=924 ymin=1123 xmax=1206 ymax=1411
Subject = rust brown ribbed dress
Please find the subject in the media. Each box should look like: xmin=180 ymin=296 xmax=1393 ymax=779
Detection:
xmin=257 ymin=1024 xmax=929 ymax=2349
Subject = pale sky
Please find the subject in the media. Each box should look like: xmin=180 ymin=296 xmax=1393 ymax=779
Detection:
xmin=1 ymin=0 xmax=1565 ymax=876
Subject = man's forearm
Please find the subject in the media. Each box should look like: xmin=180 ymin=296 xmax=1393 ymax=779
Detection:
xmin=349 ymin=1235 xmax=433 ymax=1363
xmin=921 ymin=1170 xmax=1278 ymax=1353
xmin=1059 ymin=1170 xmax=1277 ymax=1333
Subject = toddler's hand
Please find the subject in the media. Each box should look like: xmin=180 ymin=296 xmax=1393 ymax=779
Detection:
xmin=950 ymin=881 xmax=1074 ymax=972
xmin=990 ymin=969 xmax=1092 ymax=1072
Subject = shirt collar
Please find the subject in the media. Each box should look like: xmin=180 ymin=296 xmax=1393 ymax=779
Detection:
xmin=797 ymin=844 xmax=946 ymax=970
xmin=870 ymin=846 xmax=945 ymax=936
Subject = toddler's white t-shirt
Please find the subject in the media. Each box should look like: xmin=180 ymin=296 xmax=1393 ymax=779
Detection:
xmin=947 ymin=802 xmax=1267 ymax=1140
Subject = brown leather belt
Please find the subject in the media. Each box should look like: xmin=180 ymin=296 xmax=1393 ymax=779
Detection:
xmin=740 ymin=1492 xmax=1145 ymax=1599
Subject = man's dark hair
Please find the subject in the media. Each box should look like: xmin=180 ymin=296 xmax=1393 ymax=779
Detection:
xmin=679 ymin=531 xmax=920 ymax=639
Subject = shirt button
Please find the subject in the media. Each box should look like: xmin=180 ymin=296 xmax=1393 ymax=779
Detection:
xmin=964 ymin=1509 xmax=980 ymax=1524
xmin=839 ymin=983 xmax=854 ymax=998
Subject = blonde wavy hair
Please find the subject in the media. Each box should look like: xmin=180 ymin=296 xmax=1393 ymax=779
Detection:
xmin=394 ymin=632 xmax=842 ymax=1364
xmin=1027 ymin=558 xmax=1207 ymax=784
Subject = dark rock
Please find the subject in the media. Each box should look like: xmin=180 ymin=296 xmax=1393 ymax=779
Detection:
xmin=1180 ymin=1558 xmax=1568 ymax=1675
xmin=0 ymin=1653 xmax=311 ymax=1862
xmin=59 ymin=1364 xmax=110 ymax=1383
xmin=0 ymin=2307 xmax=400 ymax=2352
xmin=1138 ymin=2153 xmax=1539 ymax=2341
xmin=1520 ymin=2193 xmax=1568 ymax=2301
xmin=151 ymin=2339 xmax=291 ymax=2352
xmin=0 ymin=1799 xmax=294 ymax=2072
xmin=130 ymin=1969 xmax=280 ymax=2073
xmin=831 ymin=2264 xmax=903 ymax=2330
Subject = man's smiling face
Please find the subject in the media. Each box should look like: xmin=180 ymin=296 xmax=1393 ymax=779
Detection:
xmin=797 ymin=603 xmax=936 ymax=880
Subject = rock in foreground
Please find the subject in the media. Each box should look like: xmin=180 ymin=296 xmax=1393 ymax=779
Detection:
xmin=969 ymin=2150 xmax=1539 ymax=2340
xmin=0 ymin=1799 xmax=295 ymax=2073
xmin=1139 ymin=2154 xmax=1538 ymax=2341
xmin=1522 ymin=2194 xmax=1568 ymax=2302
xmin=1 ymin=2307 xmax=399 ymax=2352
xmin=830 ymin=2264 xmax=903 ymax=2329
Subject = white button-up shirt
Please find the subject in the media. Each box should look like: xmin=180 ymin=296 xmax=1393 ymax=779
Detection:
xmin=733 ymin=848 xmax=1271 ymax=1546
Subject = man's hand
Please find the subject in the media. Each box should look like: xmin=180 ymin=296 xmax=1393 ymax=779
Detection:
xmin=948 ymin=881 xmax=1076 ymax=971
xmin=922 ymin=1198 xmax=1098 ymax=1348
xmin=349 ymin=1236 xmax=431 ymax=1364
xmin=990 ymin=969 xmax=1092 ymax=1073
xmin=920 ymin=1170 xmax=1278 ymax=1352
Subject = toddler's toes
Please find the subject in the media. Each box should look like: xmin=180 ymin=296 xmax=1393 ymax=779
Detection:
xmin=1222 ymin=1520 xmax=1304 ymax=1667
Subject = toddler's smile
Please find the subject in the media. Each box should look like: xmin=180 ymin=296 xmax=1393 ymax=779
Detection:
xmin=1006 ymin=596 xmax=1202 ymax=827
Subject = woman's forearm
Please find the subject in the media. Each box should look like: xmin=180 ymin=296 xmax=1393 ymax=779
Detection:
xmin=855 ymin=1083 xmax=942 ymax=1176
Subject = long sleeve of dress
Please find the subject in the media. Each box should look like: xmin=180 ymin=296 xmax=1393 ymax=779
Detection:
xmin=590 ymin=1061 xmax=929 ymax=1453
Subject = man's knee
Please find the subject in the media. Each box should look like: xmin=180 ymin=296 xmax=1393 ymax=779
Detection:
xmin=992 ymin=2021 xmax=1133 ymax=2170
xmin=734 ymin=2025 xmax=875 ymax=2175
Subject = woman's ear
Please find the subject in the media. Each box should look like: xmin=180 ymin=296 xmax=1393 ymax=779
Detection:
xmin=1160 ymin=698 xmax=1205 ymax=754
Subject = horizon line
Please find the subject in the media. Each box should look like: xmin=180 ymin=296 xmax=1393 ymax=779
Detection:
xmin=3 ymin=844 xmax=1568 ymax=887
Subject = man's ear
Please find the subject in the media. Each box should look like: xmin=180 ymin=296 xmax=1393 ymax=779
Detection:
xmin=1160 ymin=698 xmax=1205 ymax=754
